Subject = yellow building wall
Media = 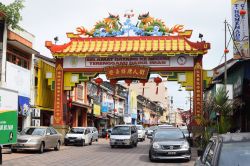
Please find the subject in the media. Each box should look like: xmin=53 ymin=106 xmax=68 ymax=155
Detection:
xmin=36 ymin=60 xmax=55 ymax=108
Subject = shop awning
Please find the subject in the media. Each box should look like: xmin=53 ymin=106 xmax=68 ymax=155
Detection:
xmin=8 ymin=40 xmax=39 ymax=54
xmin=35 ymin=106 xmax=54 ymax=112
xmin=72 ymin=101 xmax=92 ymax=109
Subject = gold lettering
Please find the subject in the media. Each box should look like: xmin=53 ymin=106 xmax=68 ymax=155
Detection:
xmin=109 ymin=70 xmax=114 ymax=75
xmin=139 ymin=69 xmax=145 ymax=75
xmin=133 ymin=69 xmax=138 ymax=75
xmin=115 ymin=69 xmax=120 ymax=75
xmin=127 ymin=69 xmax=133 ymax=74
xmin=121 ymin=68 xmax=126 ymax=74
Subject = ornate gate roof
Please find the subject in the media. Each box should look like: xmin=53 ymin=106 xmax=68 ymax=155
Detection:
xmin=46 ymin=31 xmax=210 ymax=57
xmin=45 ymin=13 xmax=210 ymax=57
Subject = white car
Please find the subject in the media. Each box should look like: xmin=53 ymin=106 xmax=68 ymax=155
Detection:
xmin=64 ymin=127 xmax=92 ymax=146
xmin=136 ymin=125 xmax=146 ymax=141
xmin=88 ymin=127 xmax=98 ymax=142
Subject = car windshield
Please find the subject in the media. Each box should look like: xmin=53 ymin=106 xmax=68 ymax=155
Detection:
xmin=69 ymin=128 xmax=85 ymax=134
xmin=136 ymin=126 xmax=143 ymax=130
xmin=154 ymin=129 xmax=184 ymax=139
xmin=218 ymin=141 xmax=250 ymax=166
xmin=21 ymin=128 xmax=46 ymax=136
xmin=111 ymin=126 xmax=130 ymax=135
xmin=149 ymin=126 xmax=157 ymax=130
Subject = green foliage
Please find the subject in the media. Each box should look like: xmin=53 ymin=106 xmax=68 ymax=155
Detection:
xmin=0 ymin=0 xmax=25 ymax=30
xmin=195 ymin=86 xmax=244 ymax=149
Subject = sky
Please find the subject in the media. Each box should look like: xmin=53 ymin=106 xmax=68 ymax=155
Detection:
xmin=2 ymin=0 xmax=233 ymax=110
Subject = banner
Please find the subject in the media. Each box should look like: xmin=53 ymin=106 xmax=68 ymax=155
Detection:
xmin=94 ymin=104 xmax=101 ymax=116
xmin=232 ymin=0 xmax=249 ymax=59
xmin=129 ymin=90 xmax=137 ymax=119
xmin=0 ymin=88 xmax=18 ymax=145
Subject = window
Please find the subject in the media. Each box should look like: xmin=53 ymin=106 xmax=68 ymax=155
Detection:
xmin=218 ymin=141 xmax=250 ymax=166
xmin=50 ymin=128 xmax=57 ymax=135
xmin=46 ymin=128 xmax=51 ymax=135
xmin=201 ymin=141 xmax=214 ymax=164
xmin=6 ymin=51 xmax=30 ymax=69
xmin=205 ymin=141 xmax=216 ymax=165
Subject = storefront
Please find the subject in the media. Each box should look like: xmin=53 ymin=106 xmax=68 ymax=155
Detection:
xmin=70 ymin=102 xmax=89 ymax=127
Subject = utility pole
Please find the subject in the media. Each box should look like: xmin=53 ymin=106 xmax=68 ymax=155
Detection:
xmin=224 ymin=19 xmax=227 ymax=88
xmin=189 ymin=91 xmax=192 ymax=125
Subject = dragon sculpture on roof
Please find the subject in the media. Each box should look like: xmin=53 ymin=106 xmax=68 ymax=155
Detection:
xmin=76 ymin=13 xmax=123 ymax=37
xmin=76 ymin=12 xmax=184 ymax=37
xmin=137 ymin=12 xmax=184 ymax=36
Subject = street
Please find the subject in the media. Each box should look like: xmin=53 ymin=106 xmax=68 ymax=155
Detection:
xmin=2 ymin=139 xmax=196 ymax=166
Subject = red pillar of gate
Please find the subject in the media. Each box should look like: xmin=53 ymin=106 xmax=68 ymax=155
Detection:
xmin=53 ymin=58 xmax=68 ymax=134
xmin=193 ymin=55 xmax=203 ymax=125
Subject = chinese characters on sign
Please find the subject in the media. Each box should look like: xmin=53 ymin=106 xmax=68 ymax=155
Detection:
xmin=105 ymin=66 xmax=149 ymax=80
xmin=54 ymin=64 xmax=63 ymax=125
xmin=194 ymin=62 xmax=203 ymax=125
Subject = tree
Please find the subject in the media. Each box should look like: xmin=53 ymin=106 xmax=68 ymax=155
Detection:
xmin=0 ymin=0 xmax=25 ymax=29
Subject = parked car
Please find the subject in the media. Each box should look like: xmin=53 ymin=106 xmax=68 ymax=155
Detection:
xmin=11 ymin=126 xmax=62 ymax=153
xmin=146 ymin=126 xmax=158 ymax=139
xmin=180 ymin=128 xmax=193 ymax=146
xmin=64 ymin=127 xmax=92 ymax=146
xmin=149 ymin=127 xmax=191 ymax=161
xmin=136 ymin=125 xmax=146 ymax=141
xmin=195 ymin=132 xmax=250 ymax=166
xmin=110 ymin=125 xmax=138 ymax=148
xmin=88 ymin=127 xmax=98 ymax=142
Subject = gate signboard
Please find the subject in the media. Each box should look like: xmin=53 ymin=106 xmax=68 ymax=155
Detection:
xmin=0 ymin=87 xmax=18 ymax=145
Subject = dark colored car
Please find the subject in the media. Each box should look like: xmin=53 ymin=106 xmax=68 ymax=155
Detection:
xmin=195 ymin=132 xmax=250 ymax=166
xmin=149 ymin=127 xmax=191 ymax=161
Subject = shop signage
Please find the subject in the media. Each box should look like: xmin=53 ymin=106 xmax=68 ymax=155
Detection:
xmin=193 ymin=62 xmax=203 ymax=125
xmin=0 ymin=88 xmax=18 ymax=145
xmin=231 ymin=0 xmax=249 ymax=59
xmin=105 ymin=66 xmax=149 ymax=80
xmin=94 ymin=104 xmax=101 ymax=116
xmin=63 ymin=55 xmax=194 ymax=69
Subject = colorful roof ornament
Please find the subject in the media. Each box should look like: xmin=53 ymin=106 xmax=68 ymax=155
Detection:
xmin=45 ymin=12 xmax=210 ymax=57
xmin=75 ymin=12 xmax=184 ymax=37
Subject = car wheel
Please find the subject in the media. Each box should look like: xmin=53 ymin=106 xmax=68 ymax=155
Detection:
xmin=54 ymin=141 xmax=60 ymax=151
xmin=81 ymin=140 xmax=85 ymax=146
xmin=111 ymin=145 xmax=115 ymax=148
xmin=149 ymin=152 xmax=156 ymax=162
xmin=64 ymin=142 xmax=68 ymax=146
xmin=39 ymin=143 xmax=44 ymax=154
xmin=134 ymin=141 xmax=137 ymax=147
xmin=96 ymin=138 xmax=98 ymax=142
xmin=89 ymin=139 xmax=92 ymax=145
xmin=11 ymin=148 xmax=17 ymax=153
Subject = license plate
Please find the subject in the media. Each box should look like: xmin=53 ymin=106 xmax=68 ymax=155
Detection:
xmin=168 ymin=152 xmax=176 ymax=155
xmin=69 ymin=140 xmax=75 ymax=142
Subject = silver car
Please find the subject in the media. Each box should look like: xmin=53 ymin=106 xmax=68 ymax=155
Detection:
xmin=11 ymin=126 xmax=62 ymax=153
xmin=88 ymin=127 xmax=98 ymax=142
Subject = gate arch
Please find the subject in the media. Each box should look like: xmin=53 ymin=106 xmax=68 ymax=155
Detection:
xmin=45 ymin=13 xmax=210 ymax=132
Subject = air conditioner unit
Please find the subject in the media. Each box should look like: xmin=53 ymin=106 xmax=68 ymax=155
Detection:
xmin=32 ymin=108 xmax=40 ymax=118
xmin=32 ymin=119 xmax=40 ymax=127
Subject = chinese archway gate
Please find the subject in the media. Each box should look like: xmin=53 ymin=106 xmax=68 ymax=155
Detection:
xmin=45 ymin=13 xmax=210 ymax=133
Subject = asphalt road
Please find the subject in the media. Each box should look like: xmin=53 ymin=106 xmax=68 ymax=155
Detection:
xmin=2 ymin=139 xmax=197 ymax=166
